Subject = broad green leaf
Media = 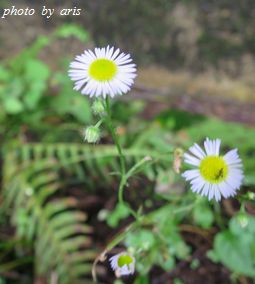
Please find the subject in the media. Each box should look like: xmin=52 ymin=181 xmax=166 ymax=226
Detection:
xmin=229 ymin=214 xmax=255 ymax=235
xmin=107 ymin=203 xmax=130 ymax=227
xmin=193 ymin=203 xmax=214 ymax=228
xmin=24 ymin=59 xmax=50 ymax=82
xmin=70 ymin=96 xmax=92 ymax=123
xmin=214 ymin=231 xmax=255 ymax=277
xmin=54 ymin=24 xmax=89 ymax=42
xmin=0 ymin=66 xmax=10 ymax=80
xmin=125 ymin=229 xmax=156 ymax=251
xmin=3 ymin=97 xmax=23 ymax=114
xmin=7 ymin=78 xmax=24 ymax=98
xmin=134 ymin=275 xmax=149 ymax=284
xmin=50 ymin=85 xmax=92 ymax=123
xmin=23 ymin=82 xmax=46 ymax=110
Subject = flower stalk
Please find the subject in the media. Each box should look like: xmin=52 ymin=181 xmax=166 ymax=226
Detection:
xmin=104 ymin=97 xmax=127 ymax=204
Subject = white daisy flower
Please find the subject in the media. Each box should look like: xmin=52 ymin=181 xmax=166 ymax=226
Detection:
xmin=182 ymin=138 xmax=243 ymax=201
xmin=109 ymin=252 xmax=135 ymax=276
xmin=68 ymin=46 xmax=137 ymax=98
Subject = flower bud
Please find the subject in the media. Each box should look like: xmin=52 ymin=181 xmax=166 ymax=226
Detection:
xmin=173 ymin=148 xmax=184 ymax=173
xmin=92 ymin=99 xmax=105 ymax=116
xmin=84 ymin=126 xmax=100 ymax=143
xmin=237 ymin=213 xmax=249 ymax=228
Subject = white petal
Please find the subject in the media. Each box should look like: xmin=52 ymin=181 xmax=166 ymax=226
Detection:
xmin=218 ymin=181 xmax=234 ymax=198
xmin=204 ymin=138 xmax=214 ymax=155
xmin=182 ymin=169 xmax=200 ymax=181
xmin=214 ymin=139 xmax=221 ymax=156
xmin=224 ymin=149 xmax=242 ymax=165
xmin=208 ymin=184 xmax=215 ymax=200
xmin=191 ymin=177 xmax=206 ymax=193
xmin=201 ymin=182 xmax=210 ymax=197
xmin=189 ymin=144 xmax=205 ymax=159
xmin=183 ymin=153 xmax=201 ymax=166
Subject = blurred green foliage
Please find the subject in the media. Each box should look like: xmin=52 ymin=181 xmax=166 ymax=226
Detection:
xmin=125 ymin=205 xmax=191 ymax=274
xmin=0 ymin=19 xmax=255 ymax=284
xmin=208 ymin=213 xmax=255 ymax=277
xmin=0 ymin=24 xmax=91 ymax=142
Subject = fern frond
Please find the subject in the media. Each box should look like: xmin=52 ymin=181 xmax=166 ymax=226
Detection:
xmin=2 ymin=142 xmax=171 ymax=282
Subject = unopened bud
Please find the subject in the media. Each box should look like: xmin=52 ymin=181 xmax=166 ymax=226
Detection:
xmin=92 ymin=99 xmax=105 ymax=116
xmin=144 ymin=156 xmax=152 ymax=162
xmin=84 ymin=126 xmax=100 ymax=143
xmin=237 ymin=213 xmax=249 ymax=228
xmin=173 ymin=148 xmax=184 ymax=173
xmin=247 ymin=191 xmax=255 ymax=200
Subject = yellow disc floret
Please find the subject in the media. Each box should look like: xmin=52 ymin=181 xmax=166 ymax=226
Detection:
xmin=117 ymin=255 xmax=133 ymax=268
xmin=199 ymin=156 xmax=228 ymax=183
xmin=89 ymin=59 xmax=117 ymax=81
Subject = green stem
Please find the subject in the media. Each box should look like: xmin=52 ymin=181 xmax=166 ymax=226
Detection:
xmin=126 ymin=156 xmax=152 ymax=180
xmin=104 ymin=97 xmax=127 ymax=204
xmin=95 ymin=119 xmax=104 ymax=128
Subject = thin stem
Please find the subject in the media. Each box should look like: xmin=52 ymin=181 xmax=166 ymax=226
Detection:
xmin=104 ymin=97 xmax=127 ymax=204
xmin=95 ymin=119 xmax=104 ymax=128
xmin=126 ymin=156 xmax=152 ymax=180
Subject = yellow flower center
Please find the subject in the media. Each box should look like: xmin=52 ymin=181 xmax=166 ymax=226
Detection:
xmin=117 ymin=255 xmax=133 ymax=268
xmin=199 ymin=156 xmax=228 ymax=183
xmin=89 ymin=59 xmax=117 ymax=81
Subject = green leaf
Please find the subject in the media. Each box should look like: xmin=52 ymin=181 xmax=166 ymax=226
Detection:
xmin=174 ymin=240 xmax=190 ymax=259
xmin=107 ymin=203 xmax=130 ymax=227
xmin=134 ymin=275 xmax=149 ymax=284
xmin=0 ymin=66 xmax=10 ymax=81
xmin=214 ymin=231 xmax=255 ymax=277
xmin=24 ymin=59 xmax=50 ymax=82
xmin=193 ymin=203 xmax=214 ymax=229
xmin=3 ymin=97 xmax=23 ymax=114
xmin=211 ymin=215 xmax=255 ymax=277
xmin=229 ymin=213 xmax=255 ymax=235
xmin=23 ymin=82 xmax=46 ymax=110
xmin=51 ymin=93 xmax=92 ymax=123
xmin=10 ymin=36 xmax=50 ymax=70
xmin=125 ymin=229 xmax=156 ymax=251
xmin=114 ymin=280 xmax=125 ymax=284
xmin=173 ymin=279 xmax=185 ymax=284
xmin=70 ymin=96 xmax=92 ymax=123
xmin=7 ymin=78 xmax=24 ymax=98
xmin=54 ymin=24 xmax=89 ymax=42
xmin=158 ymin=253 xmax=175 ymax=271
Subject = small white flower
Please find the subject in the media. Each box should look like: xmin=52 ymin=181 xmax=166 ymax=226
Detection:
xmin=68 ymin=46 xmax=136 ymax=98
xmin=182 ymin=138 xmax=243 ymax=201
xmin=109 ymin=252 xmax=135 ymax=276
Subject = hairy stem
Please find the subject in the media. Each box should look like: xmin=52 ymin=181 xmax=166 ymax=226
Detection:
xmin=104 ymin=97 xmax=127 ymax=205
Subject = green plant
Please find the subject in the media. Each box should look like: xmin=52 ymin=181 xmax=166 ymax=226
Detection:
xmin=2 ymin=137 xmax=172 ymax=282
xmin=208 ymin=213 xmax=255 ymax=278
xmin=0 ymin=24 xmax=91 ymax=142
xmin=3 ymin=144 xmax=96 ymax=283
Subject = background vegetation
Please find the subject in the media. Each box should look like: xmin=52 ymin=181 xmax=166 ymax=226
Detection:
xmin=0 ymin=1 xmax=255 ymax=283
